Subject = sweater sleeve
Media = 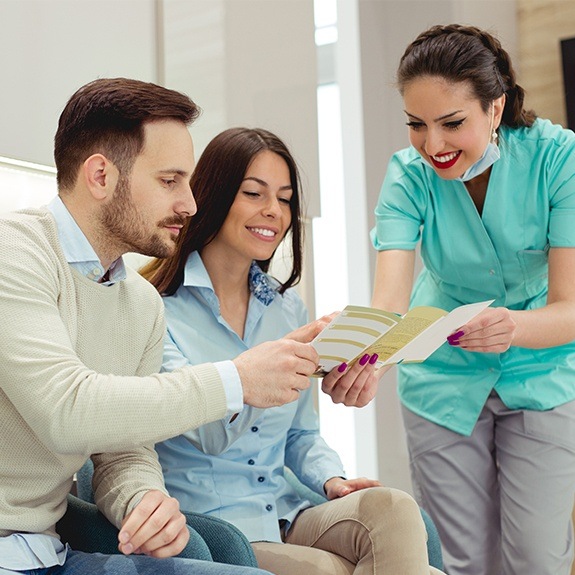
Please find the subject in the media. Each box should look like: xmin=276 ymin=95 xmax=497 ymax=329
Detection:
xmin=91 ymin=306 xmax=169 ymax=527
xmin=0 ymin=214 xmax=229 ymax=456
xmin=92 ymin=447 xmax=169 ymax=529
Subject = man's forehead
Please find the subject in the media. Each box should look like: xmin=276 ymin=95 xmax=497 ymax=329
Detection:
xmin=138 ymin=120 xmax=195 ymax=167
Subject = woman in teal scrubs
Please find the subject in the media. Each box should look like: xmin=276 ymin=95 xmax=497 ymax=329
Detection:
xmin=371 ymin=24 xmax=575 ymax=575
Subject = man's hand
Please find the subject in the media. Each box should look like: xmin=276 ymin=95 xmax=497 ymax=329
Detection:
xmin=234 ymin=339 xmax=318 ymax=408
xmin=321 ymin=353 xmax=382 ymax=407
xmin=118 ymin=490 xmax=189 ymax=558
xmin=284 ymin=312 xmax=338 ymax=343
xmin=324 ymin=476 xmax=382 ymax=500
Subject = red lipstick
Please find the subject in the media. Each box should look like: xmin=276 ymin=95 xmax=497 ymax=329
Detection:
xmin=429 ymin=150 xmax=461 ymax=170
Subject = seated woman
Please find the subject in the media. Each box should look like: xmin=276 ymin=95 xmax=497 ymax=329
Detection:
xmin=141 ymin=127 xmax=444 ymax=575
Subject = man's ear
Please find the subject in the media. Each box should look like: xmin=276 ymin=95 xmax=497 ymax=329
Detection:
xmin=82 ymin=154 xmax=119 ymax=201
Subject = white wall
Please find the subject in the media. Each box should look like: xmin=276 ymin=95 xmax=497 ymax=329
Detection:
xmin=0 ymin=0 xmax=319 ymax=315
xmin=0 ymin=0 xmax=158 ymax=166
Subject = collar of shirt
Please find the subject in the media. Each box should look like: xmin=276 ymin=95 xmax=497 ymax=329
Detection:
xmin=183 ymin=252 xmax=276 ymax=307
xmin=183 ymin=252 xmax=277 ymax=342
xmin=47 ymin=196 xmax=126 ymax=285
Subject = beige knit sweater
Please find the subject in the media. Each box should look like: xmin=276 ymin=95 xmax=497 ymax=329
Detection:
xmin=0 ymin=209 xmax=228 ymax=539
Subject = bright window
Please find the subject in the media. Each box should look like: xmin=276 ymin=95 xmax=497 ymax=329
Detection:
xmin=0 ymin=156 xmax=57 ymax=212
xmin=313 ymin=0 xmax=358 ymax=478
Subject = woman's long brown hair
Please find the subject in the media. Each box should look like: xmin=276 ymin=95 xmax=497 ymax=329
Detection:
xmin=141 ymin=127 xmax=304 ymax=296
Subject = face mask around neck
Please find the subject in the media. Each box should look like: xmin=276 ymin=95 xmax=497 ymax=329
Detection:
xmin=456 ymin=139 xmax=500 ymax=182
xmin=457 ymin=102 xmax=500 ymax=182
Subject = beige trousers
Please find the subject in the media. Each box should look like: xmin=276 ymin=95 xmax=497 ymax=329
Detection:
xmin=251 ymin=486 xmax=445 ymax=575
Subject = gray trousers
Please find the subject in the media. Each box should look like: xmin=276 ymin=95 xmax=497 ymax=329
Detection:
xmin=402 ymin=392 xmax=575 ymax=575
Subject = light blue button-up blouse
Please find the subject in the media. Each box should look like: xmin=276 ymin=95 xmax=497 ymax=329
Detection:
xmin=371 ymin=118 xmax=575 ymax=436
xmin=156 ymin=252 xmax=345 ymax=542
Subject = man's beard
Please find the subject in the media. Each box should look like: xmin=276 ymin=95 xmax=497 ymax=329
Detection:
xmin=99 ymin=176 xmax=186 ymax=259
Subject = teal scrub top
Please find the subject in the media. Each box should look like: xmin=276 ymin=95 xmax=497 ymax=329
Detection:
xmin=371 ymin=118 xmax=575 ymax=435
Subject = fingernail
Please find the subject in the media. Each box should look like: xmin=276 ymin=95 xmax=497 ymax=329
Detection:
xmin=450 ymin=330 xmax=464 ymax=340
xmin=359 ymin=354 xmax=370 ymax=366
xmin=448 ymin=339 xmax=460 ymax=346
xmin=123 ymin=543 xmax=133 ymax=554
xmin=119 ymin=531 xmax=130 ymax=544
xmin=338 ymin=362 xmax=347 ymax=373
xmin=369 ymin=353 xmax=379 ymax=364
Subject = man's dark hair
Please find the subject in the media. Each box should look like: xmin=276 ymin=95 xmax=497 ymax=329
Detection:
xmin=54 ymin=77 xmax=200 ymax=190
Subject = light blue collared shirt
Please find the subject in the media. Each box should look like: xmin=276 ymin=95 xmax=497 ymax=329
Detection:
xmin=47 ymin=196 xmax=127 ymax=284
xmin=156 ymin=252 xmax=345 ymax=543
xmin=0 ymin=534 xmax=66 ymax=572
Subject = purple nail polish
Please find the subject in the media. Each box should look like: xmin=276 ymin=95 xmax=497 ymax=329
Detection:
xmin=369 ymin=353 xmax=379 ymax=365
xmin=448 ymin=339 xmax=460 ymax=346
xmin=450 ymin=330 xmax=465 ymax=340
xmin=359 ymin=354 xmax=369 ymax=366
xmin=338 ymin=362 xmax=347 ymax=373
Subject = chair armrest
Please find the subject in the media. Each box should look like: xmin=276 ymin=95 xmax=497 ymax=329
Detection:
xmin=56 ymin=494 xmax=123 ymax=555
xmin=182 ymin=510 xmax=258 ymax=567
xmin=419 ymin=507 xmax=444 ymax=570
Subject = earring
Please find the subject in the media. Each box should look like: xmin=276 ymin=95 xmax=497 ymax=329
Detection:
xmin=492 ymin=129 xmax=498 ymax=143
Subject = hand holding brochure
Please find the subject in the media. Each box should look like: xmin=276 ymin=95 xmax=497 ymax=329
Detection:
xmin=311 ymin=300 xmax=494 ymax=376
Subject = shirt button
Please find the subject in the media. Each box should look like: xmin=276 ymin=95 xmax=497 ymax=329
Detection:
xmin=489 ymin=269 xmax=495 ymax=275
xmin=92 ymin=267 xmax=101 ymax=275
xmin=248 ymin=459 xmax=255 ymax=465
xmin=265 ymin=504 xmax=273 ymax=511
xmin=251 ymin=426 xmax=259 ymax=432
xmin=258 ymin=476 xmax=265 ymax=483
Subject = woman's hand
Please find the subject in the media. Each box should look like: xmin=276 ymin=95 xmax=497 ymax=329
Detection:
xmin=321 ymin=354 xmax=382 ymax=407
xmin=447 ymin=306 xmax=516 ymax=353
xmin=324 ymin=476 xmax=382 ymax=500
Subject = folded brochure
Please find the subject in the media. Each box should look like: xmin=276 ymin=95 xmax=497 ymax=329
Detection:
xmin=311 ymin=300 xmax=494 ymax=376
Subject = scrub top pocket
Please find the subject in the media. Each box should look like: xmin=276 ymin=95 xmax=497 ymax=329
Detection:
xmin=517 ymin=248 xmax=549 ymax=300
